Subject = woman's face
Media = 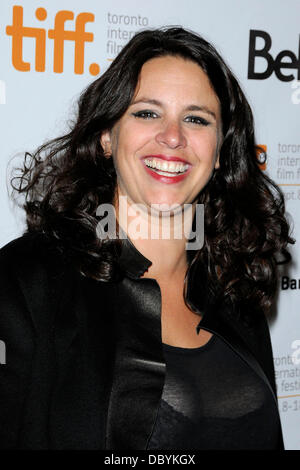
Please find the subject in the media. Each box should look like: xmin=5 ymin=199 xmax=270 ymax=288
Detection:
xmin=101 ymin=55 xmax=222 ymax=212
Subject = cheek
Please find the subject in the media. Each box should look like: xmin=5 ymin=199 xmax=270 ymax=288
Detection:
xmin=112 ymin=125 xmax=139 ymax=159
xmin=123 ymin=121 xmax=154 ymax=148
xmin=191 ymin=132 xmax=218 ymax=163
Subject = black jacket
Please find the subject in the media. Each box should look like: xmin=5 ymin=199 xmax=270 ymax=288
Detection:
xmin=0 ymin=232 xmax=284 ymax=449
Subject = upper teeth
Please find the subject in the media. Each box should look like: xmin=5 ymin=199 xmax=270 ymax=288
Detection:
xmin=144 ymin=158 xmax=188 ymax=173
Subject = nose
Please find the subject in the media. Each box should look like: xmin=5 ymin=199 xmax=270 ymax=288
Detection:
xmin=155 ymin=120 xmax=187 ymax=149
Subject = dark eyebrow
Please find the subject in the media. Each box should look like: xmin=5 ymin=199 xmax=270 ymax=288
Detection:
xmin=131 ymin=98 xmax=217 ymax=120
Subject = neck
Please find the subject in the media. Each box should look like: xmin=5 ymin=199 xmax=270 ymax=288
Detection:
xmin=114 ymin=195 xmax=198 ymax=279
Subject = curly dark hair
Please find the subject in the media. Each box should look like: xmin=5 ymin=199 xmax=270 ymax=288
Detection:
xmin=10 ymin=26 xmax=294 ymax=317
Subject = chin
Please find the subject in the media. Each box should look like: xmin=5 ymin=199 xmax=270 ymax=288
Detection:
xmin=149 ymin=200 xmax=186 ymax=213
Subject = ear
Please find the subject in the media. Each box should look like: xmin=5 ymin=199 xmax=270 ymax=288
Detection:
xmin=100 ymin=130 xmax=112 ymax=158
xmin=214 ymin=154 xmax=220 ymax=170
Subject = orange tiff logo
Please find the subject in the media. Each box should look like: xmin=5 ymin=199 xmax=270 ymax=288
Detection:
xmin=6 ymin=5 xmax=100 ymax=75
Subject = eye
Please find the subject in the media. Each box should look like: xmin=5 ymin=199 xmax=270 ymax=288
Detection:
xmin=132 ymin=110 xmax=159 ymax=120
xmin=184 ymin=116 xmax=210 ymax=126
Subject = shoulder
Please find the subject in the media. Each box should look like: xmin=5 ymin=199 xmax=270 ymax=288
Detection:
xmin=0 ymin=232 xmax=79 ymax=334
xmin=0 ymin=232 xmax=48 ymax=303
xmin=0 ymin=231 xmax=75 ymax=289
xmin=0 ymin=232 xmax=112 ymax=331
xmin=0 ymin=231 xmax=60 ymax=270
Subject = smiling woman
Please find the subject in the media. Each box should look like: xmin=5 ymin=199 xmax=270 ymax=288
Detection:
xmin=1 ymin=27 xmax=294 ymax=450
xmin=100 ymin=56 xmax=221 ymax=209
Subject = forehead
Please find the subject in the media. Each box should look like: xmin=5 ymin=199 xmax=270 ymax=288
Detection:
xmin=133 ymin=55 xmax=220 ymax=110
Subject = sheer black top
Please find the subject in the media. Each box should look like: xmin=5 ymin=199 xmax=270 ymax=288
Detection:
xmin=147 ymin=333 xmax=281 ymax=450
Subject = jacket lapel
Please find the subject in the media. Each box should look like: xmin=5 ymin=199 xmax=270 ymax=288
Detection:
xmin=105 ymin=236 xmax=165 ymax=449
xmin=105 ymin=276 xmax=165 ymax=449
xmin=186 ymin=254 xmax=279 ymax=402
xmin=196 ymin=299 xmax=284 ymax=449
xmin=199 ymin=302 xmax=278 ymax=402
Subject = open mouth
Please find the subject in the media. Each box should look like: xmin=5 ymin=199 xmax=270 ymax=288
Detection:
xmin=143 ymin=158 xmax=189 ymax=177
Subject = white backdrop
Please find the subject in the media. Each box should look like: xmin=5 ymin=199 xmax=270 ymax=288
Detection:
xmin=0 ymin=0 xmax=299 ymax=450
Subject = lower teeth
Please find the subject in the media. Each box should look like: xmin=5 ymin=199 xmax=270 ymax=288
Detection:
xmin=148 ymin=167 xmax=185 ymax=177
